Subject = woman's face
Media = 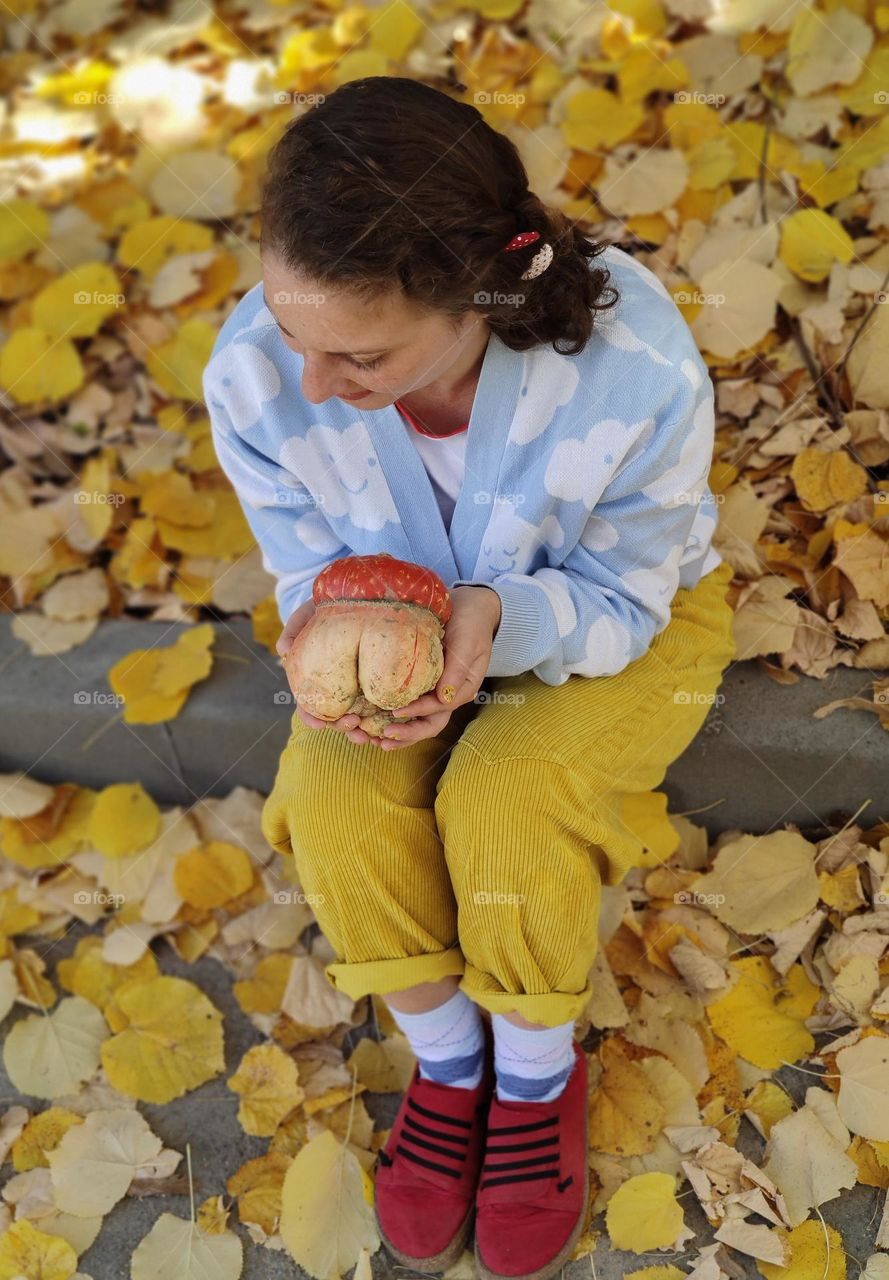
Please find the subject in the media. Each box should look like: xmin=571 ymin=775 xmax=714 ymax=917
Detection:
xmin=261 ymin=254 xmax=488 ymax=407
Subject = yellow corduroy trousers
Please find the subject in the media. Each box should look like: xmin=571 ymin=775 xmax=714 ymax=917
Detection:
xmin=261 ymin=559 xmax=736 ymax=1026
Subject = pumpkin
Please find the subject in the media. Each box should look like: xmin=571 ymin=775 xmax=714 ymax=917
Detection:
xmin=283 ymin=553 xmax=452 ymax=736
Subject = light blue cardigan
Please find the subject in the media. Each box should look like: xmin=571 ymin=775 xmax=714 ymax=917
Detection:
xmin=203 ymin=246 xmax=723 ymax=686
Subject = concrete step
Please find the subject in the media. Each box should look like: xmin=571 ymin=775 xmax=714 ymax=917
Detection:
xmin=0 ymin=615 xmax=885 ymax=836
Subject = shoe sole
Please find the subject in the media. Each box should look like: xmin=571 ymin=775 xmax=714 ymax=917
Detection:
xmin=377 ymin=1201 xmax=475 ymax=1273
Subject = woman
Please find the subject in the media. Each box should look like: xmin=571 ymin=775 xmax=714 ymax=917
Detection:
xmin=204 ymin=75 xmax=736 ymax=1280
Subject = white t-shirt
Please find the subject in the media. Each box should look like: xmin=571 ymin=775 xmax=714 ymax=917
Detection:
xmin=396 ymin=402 xmax=468 ymax=532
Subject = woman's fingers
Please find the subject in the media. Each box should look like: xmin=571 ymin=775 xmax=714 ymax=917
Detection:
xmin=381 ymin=709 xmax=451 ymax=747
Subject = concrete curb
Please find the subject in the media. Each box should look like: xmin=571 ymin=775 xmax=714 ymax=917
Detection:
xmin=0 ymin=616 xmax=885 ymax=834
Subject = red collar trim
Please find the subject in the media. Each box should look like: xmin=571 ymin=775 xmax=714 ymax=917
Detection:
xmin=395 ymin=399 xmax=469 ymax=439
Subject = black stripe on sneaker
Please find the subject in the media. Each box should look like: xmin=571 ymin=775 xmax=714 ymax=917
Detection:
xmin=403 ymin=1114 xmax=470 ymax=1145
xmin=480 ymin=1169 xmax=559 ymax=1189
xmin=407 ymin=1098 xmax=473 ymax=1129
xmin=486 ymin=1116 xmax=558 ymax=1136
xmin=483 ymin=1135 xmax=558 ymax=1153
xmin=482 ymin=1153 xmax=559 ymax=1173
xmin=396 ymin=1145 xmax=462 ymax=1178
xmin=401 ymin=1131 xmax=467 ymax=1161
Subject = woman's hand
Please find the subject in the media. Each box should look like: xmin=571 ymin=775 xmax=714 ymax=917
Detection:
xmin=276 ymin=599 xmax=315 ymax=657
xmin=376 ymin=585 xmax=502 ymax=751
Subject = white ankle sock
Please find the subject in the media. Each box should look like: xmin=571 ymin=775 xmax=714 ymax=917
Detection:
xmin=388 ymin=988 xmax=485 ymax=1089
xmin=491 ymin=1014 xmax=576 ymax=1102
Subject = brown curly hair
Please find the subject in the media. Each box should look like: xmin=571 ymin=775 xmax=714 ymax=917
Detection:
xmin=259 ymin=76 xmax=619 ymax=357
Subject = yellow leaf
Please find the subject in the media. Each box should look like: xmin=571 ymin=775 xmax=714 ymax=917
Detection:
xmin=706 ymin=956 xmax=819 ymax=1070
xmin=56 ymin=935 xmax=159 ymax=1011
xmin=3 ymin=996 xmax=107 ymax=1099
xmin=759 ymin=1219 xmax=846 ymax=1280
xmin=228 ymin=1043 xmax=304 ymax=1136
xmin=31 ymin=262 xmax=124 ymax=337
xmin=196 ymin=1195 xmax=230 ymax=1234
xmin=48 ymin=1108 xmax=163 ymax=1216
xmin=227 ymin=1151 xmax=291 ymax=1234
xmin=366 ymin=0 xmax=423 ymax=60
xmin=690 ymin=830 xmax=821 ymax=933
xmin=11 ymin=1107 xmax=84 ymax=1172
xmin=836 ymin=1034 xmax=889 ymax=1141
xmin=0 ymin=1219 xmax=77 ymax=1280
xmin=587 ymin=1040 xmax=666 ymax=1156
xmin=348 ymin=1035 xmax=415 ymax=1093
xmin=117 ymin=215 xmax=213 ymax=279
xmin=280 ymin=1131 xmax=379 ymax=1277
xmin=174 ymin=840 xmax=254 ymax=909
xmin=140 ymin=470 xmax=215 ymax=527
xmin=146 ymin=316 xmax=215 ymax=401
xmin=233 ymin=953 xmax=294 ymax=1015
xmin=779 ymin=208 xmax=855 ymax=282
xmin=561 ymin=88 xmax=645 ymax=151
xmin=87 ymin=782 xmax=160 ymax=857
xmin=834 ymin=529 xmax=889 ymax=608
xmin=605 ymin=1172 xmax=684 ymax=1252
xmin=0 ymin=328 xmax=84 ymax=405
xmin=130 ymin=1212 xmax=242 ymax=1280
xmin=0 ymin=199 xmax=51 ymax=262
xmin=100 ymin=975 xmax=225 ymax=1103
xmin=108 ymin=624 xmax=215 ymax=724
xmin=792 ymin=446 xmax=869 ymax=512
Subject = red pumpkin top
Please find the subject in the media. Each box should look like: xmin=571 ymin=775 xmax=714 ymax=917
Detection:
xmin=313 ymin=554 xmax=452 ymax=624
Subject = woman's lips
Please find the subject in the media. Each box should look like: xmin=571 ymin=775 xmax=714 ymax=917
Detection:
xmin=339 ymin=388 xmax=372 ymax=401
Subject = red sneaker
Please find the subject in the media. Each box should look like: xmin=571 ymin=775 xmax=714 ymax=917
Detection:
xmin=374 ymin=1028 xmax=494 ymax=1271
xmin=474 ymin=1042 xmax=589 ymax=1280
